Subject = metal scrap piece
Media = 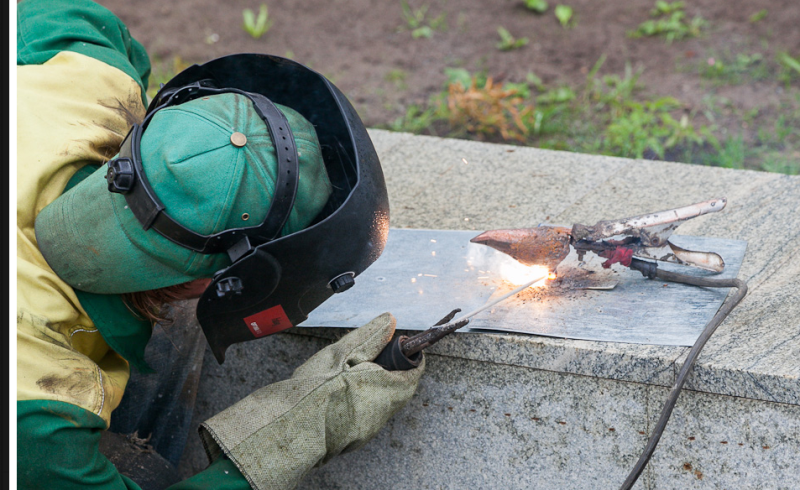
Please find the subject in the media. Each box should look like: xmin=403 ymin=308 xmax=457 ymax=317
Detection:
xmin=571 ymin=198 xmax=727 ymax=244
xmin=469 ymin=226 xmax=572 ymax=270
xmin=637 ymin=240 xmax=725 ymax=272
xmin=472 ymin=199 xmax=729 ymax=273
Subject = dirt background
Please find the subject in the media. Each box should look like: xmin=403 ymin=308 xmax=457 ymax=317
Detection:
xmin=100 ymin=0 xmax=800 ymax=148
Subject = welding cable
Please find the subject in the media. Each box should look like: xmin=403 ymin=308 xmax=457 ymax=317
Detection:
xmin=619 ymin=259 xmax=748 ymax=490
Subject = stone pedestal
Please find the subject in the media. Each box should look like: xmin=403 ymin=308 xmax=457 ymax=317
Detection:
xmin=179 ymin=130 xmax=800 ymax=489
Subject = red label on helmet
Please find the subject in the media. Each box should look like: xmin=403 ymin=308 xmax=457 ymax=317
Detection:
xmin=243 ymin=305 xmax=292 ymax=338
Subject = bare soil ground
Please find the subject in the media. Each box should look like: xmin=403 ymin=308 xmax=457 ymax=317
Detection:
xmin=101 ymin=0 xmax=800 ymax=171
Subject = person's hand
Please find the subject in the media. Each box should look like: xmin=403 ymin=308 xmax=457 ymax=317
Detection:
xmin=199 ymin=312 xmax=424 ymax=490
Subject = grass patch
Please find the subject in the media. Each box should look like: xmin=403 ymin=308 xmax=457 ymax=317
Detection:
xmin=603 ymin=98 xmax=702 ymax=159
xmin=629 ymin=1 xmax=706 ymax=43
xmin=777 ymin=52 xmax=800 ymax=87
xmin=388 ymin=105 xmax=438 ymax=133
xmin=385 ymin=69 xmax=409 ymax=90
xmin=749 ymin=9 xmax=768 ymax=23
xmin=699 ymin=52 xmax=769 ymax=85
xmin=760 ymin=153 xmax=799 ymax=175
xmin=683 ymin=97 xmax=800 ymax=173
xmin=696 ymin=134 xmax=748 ymax=169
xmin=382 ymin=58 xmax=800 ymax=175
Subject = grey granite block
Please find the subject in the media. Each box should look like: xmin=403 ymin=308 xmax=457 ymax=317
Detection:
xmin=371 ymin=130 xmax=629 ymax=230
xmin=370 ymin=131 xmax=799 ymax=405
xmin=666 ymin=175 xmax=800 ymax=405
xmin=299 ymin=354 xmax=651 ymax=490
xmin=180 ymin=132 xmax=800 ymax=487
xmin=285 ymin=324 xmax=681 ymax=387
xmin=177 ymin=332 xmax=333 ymax=478
xmin=676 ymin=173 xmax=800 ymax=282
xmin=419 ymin=331 xmax=682 ymax=388
xmin=367 ymin=127 xmax=413 ymax=155
xmin=552 ymin=159 xmax=779 ymax=229
xmin=645 ymin=386 xmax=800 ymax=489
xmin=673 ymin=247 xmax=800 ymax=405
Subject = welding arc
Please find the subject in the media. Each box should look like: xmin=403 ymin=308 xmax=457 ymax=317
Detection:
xmin=619 ymin=260 xmax=748 ymax=490
xmin=400 ymin=273 xmax=549 ymax=356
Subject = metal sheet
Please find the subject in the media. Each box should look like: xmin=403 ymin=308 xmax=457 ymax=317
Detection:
xmin=301 ymin=229 xmax=497 ymax=331
xmin=300 ymin=228 xmax=747 ymax=346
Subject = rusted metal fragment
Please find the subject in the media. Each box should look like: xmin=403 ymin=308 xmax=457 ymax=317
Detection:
xmin=470 ymin=226 xmax=572 ymax=270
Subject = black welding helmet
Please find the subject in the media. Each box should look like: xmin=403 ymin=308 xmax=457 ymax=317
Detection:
xmin=118 ymin=54 xmax=388 ymax=363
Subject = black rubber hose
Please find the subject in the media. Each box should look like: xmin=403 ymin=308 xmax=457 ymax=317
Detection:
xmin=619 ymin=259 xmax=748 ymax=490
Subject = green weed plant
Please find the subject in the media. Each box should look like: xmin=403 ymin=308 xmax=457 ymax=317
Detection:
xmin=524 ymin=0 xmax=548 ymax=14
xmin=389 ymin=105 xmax=438 ymax=133
xmin=700 ymin=53 xmax=768 ymax=85
xmin=400 ymin=0 xmax=447 ymax=39
xmin=650 ymin=1 xmax=684 ymax=16
xmin=777 ymin=52 xmax=800 ymax=86
xmin=603 ymin=99 xmax=702 ymax=159
xmin=386 ymin=69 xmax=409 ymax=90
xmin=496 ymin=27 xmax=529 ymax=51
xmin=242 ymin=4 xmax=273 ymax=39
xmin=630 ymin=1 xmax=706 ymax=43
xmin=554 ymin=5 xmax=574 ymax=28
xmin=749 ymin=9 xmax=768 ymax=23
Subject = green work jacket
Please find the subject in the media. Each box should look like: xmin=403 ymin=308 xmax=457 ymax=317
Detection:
xmin=16 ymin=1 xmax=250 ymax=487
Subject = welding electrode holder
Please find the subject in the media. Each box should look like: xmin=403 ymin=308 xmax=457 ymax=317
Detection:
xmin=373 ymin=335 xmax=422 ymax=371
xmin=374 ymin=308 xmax=465 ymax=371
xmin=373 ymin=277 xmax=551 ymax=371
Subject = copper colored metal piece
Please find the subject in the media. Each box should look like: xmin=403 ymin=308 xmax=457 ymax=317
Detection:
xmin=472 ymin=199 xmax=728 ymax=273
xmin=470 ymin=226 xmax=572 ymax=270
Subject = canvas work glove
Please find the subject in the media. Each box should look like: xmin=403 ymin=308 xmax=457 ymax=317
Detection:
xmin=199 ymin=312 xmax=424 ymax=490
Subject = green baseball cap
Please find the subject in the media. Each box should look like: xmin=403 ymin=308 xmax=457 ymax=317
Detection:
xmin=35 ymin=92 xmax=331 ymax=294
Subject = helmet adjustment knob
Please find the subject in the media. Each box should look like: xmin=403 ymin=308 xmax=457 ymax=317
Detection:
xmin=216 ymin=277 xmax=244 ymax=298
xmin=329 ymin=273 xmax=355 ymax=294
xmin=106 ymin=158 xmax=135 ymax=193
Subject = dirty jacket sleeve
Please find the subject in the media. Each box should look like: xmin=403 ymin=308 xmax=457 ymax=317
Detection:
xmin=16 ymin=1 xmax=250 ymax=488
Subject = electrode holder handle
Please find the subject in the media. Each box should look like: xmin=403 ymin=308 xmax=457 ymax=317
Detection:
xmin=374 ymin=335 xmax=422 ymax=371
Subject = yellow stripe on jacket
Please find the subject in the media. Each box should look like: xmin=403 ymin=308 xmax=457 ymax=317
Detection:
xmin=17 ymin=51 xmax=147 ymax=426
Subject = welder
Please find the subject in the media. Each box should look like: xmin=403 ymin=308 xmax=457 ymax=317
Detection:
xmin=16 ymin=0 xmax=424 ymax=488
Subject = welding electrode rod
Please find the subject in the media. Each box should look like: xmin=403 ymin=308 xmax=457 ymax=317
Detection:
xmin=400 ymin=274 xmax=549 ymax=357
xmin=619 ymin=261 xmax=748 ymax=490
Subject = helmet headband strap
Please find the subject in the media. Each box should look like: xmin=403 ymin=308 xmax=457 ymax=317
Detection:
xmin=108 ymin=83 xmax=300 ymax=258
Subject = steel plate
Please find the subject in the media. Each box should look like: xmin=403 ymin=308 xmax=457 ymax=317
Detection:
xmin=300 ymin=228 xmax=747 ymax=346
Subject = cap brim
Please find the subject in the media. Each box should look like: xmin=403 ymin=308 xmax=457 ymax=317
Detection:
xmin=35 ymin=164 xmax=200 ymax=294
